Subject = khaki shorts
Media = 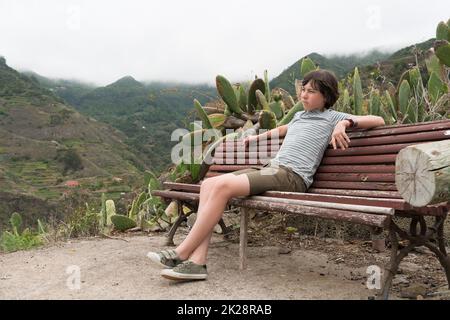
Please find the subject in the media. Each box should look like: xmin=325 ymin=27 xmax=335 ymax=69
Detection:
xmin=231 ymin=164 xmax=307 ymax=196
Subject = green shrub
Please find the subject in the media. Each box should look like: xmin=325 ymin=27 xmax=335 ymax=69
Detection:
xmin=49 ymin=114 xmax=63 ymax=126
xmin=0 ymin=212 xmax=44 ymax=253
xmin=60 ymin=205 xmax=100 ymax=238
xmin=56 ymin=148 xmax=83 ymax=174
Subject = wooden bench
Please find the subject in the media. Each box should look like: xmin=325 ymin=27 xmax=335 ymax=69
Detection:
xmin=153 ymin=119 xmax=450 ymax=299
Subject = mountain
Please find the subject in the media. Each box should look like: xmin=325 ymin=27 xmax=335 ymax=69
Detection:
xmin=47 ymin=76 xmax=218 ymax=172
xmin=0 ymin=58 xmax=148 ymax=230
xmin=269 ymin=50 xmax=391 ymax=95
xmin=269 ymin=38 xmax=436 ymax=95
xmin=357 ymin=38 xmax=436 ymax=89
xmin=22 ymin=70 xmax=96 ymax=107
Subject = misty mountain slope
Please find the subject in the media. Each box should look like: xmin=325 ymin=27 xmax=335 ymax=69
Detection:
xmin=0 ymin=58 xmax=148 ymax=229
xmin=270 ymin=38 xmax=436 ymax=95
xmin=39 ymin=75 xmax=218 ymax=172
xmin=22 ymin=70 xmax=96 ymax=107
xmin=269 ymin=50 xmax=391 ymax=95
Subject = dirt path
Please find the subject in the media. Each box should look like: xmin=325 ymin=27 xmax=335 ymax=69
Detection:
xmin=0 ymin=231 xmax=379 ymax=300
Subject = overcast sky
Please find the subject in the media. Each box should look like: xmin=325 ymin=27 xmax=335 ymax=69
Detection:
xmin=1 ymin=0 xmax=449 ymax=86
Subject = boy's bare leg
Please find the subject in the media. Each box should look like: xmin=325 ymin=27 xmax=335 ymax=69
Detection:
xmin=171 ymin=176 xmax=219 ymax=260
xmin=176 ymin=177 xmax=218 ymax=262
xmin=175 ymin=174 xmax=250 ymax=263
xmin=187 ymin=231 xmax=213 ymax=265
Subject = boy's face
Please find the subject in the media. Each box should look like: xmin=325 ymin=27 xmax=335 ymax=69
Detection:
xmin=300 ymin=82 xmax=326 ymax=111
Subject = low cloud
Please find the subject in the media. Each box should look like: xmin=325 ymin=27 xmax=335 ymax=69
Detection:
xmin=1 ymin=0 xmax=448 ymax=85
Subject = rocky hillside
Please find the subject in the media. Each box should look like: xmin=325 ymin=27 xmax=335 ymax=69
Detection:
xmin=269 ymin=50 xmax=391 ymax=95
xmin=269 ymin=38 xmax=437 ymax=96
xmin=0 ymin=57 xmax=148 ymax=231
xmin=28 ymin=73 xmax=218 ymax=172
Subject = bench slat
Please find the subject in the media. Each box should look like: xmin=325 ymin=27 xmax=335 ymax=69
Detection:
xmin=311 ymin=181 xmax=397 ymax=191
xmin=348 ymin=129 xmax=449 ymax=147
xmin=235 ymin=198 xmax=391 ymax=228
xmin=216 ymin=144 xmax=281 ymax=152
xmin=316 ymin=165 xmax=395 ymax=173
xmin=152 ymin=190 xmax=199 ymax=202
xmin=262 ymin=191 xmax=409 ymax=210
xmin=212 ymin=159 xmax=271 ymax=165
xmin=307 ymin=188 xmax=401 ymax=198
xmin=321 ymin=154 xmax=397 ymax=165
xmin=162 ymin=182 xmax=409 ymax=210
xmin=249 ymin=195 xmax=394 ymax=215
xmin=213 ymin=151 xmax=276 ymax=159
xmin=347 ymin=119 xmax=450 ymax=139
xmin=152 ymin=190 xmax=390 ymax=228
xmin=324 ymin=142 xmax=414 ymax=157
xmin=209 ymin=165 xmax=263 ymax=172
xmin=163 ymin=182 xmax=200 ymax=192
xmin=206 ymin=171 xmax=232 ymax=177
xmin=315 ymin=173 xmax=395 ymax=182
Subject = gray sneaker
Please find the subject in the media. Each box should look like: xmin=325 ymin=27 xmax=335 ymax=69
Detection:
xmin=160 ymin=261 xmax=208 ymax=280
xmin=147 ymin=249 xmax=184 ymax=268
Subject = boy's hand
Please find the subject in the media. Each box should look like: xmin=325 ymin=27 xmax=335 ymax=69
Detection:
xmin=330 ymin=121 xmax=351 ymax=150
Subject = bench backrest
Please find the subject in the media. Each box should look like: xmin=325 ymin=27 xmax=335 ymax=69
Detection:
xmin=208 ymin=119 xmax=450 ymax=201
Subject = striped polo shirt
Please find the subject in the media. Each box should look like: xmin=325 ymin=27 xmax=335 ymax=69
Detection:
xmin=270 ymin=108 xmax=352 ymax=188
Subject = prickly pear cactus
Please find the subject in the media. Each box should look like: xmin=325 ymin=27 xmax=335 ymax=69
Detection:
xmin=111 ymin=215 xmax=137 ymax=232
xmin=247 ymin=78 xmax=265 ymax=113
xmin=10 ymin=212 xmax=22 ymax=236
xmin=272 ymin=88 xmax=295 ymax=110
xmin=269 ymin=100 xmax=285 ymax=120
xmin=398 ymin=79 xmax=411 ymax=120
xmin=434 ymin=40 xmax=450 ymax=67
xmin=194 ymin=99 xmax=213 ymax=129
xmin=258 ymin=110 xmax=277 ymax=130
xmin=352 ymin=67 xmax=363 ymax=115
xmin=256 ymin=89 xmax=270 ymax=111
xmin=216 ymin=75 xmax=242 ymax=115
xmin=277 ymin=102 xmax=303 ymax=126
xmin=105 ymin=200 xmax=116 ymax=227
xmin=300 ymin=57 xmax=317 ymax=77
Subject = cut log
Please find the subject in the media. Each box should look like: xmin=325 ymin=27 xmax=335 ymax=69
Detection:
xmin=395 ymin=139 xmax=450 ymax=207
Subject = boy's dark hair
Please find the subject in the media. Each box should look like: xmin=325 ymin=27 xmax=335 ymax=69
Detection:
xmin=302 ymin=70 xmax=339 ymax=109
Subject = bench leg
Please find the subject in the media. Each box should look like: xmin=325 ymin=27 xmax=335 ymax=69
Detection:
xmin=165 ymin=200 xmax=189 ymax=246
xmin=428 ymin=212 xmax=450 ymax=290
xmin=239 ymin=207 xmax=249 ymax=270
xmin=378 ymin=224 xmax=414 ymax=299
xmin=378 ymin=212 xmax=450 ymax=300
xmin=218 ymin=218 xmax=232 ymax=237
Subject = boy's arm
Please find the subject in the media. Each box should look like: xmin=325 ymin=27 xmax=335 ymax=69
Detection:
xmin=348 ymin=115 xmax=386 ymax=129
xmin=266 ymin=124 xmax=288 ymax=139
xmin=331 ymin=115 xmax=385 ymax=150
xmin=244 ymin=124 xmax=288 ymax=145
xmin=253 ymin=124 xmax=288 ymax=140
